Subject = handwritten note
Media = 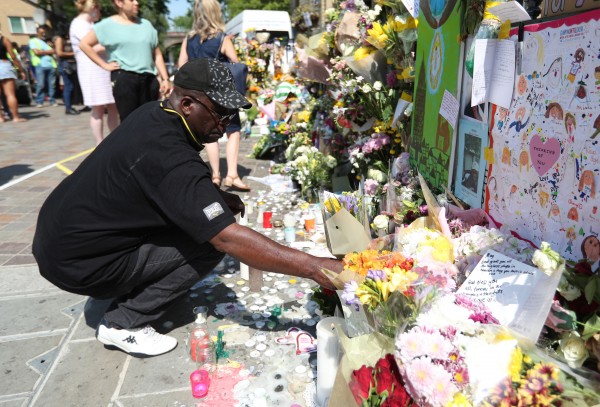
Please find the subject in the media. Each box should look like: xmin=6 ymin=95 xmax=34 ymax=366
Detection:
xmin=457 ymin=250 xmax=563 ymax=342
xmin=439 ymin=89 xmax=459 ymax=129
xmin=471 ymin=39 xmax=496 ymax=106
xmin=488 ymin=40 xmax=516 ymax=109
xmin=487 ymin=1 xmax=531 ymax=23
xmin=472 ymin=39 xmax=516 ymax=109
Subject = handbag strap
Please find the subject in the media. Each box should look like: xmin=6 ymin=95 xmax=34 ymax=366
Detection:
xmin=214 ymin=33 xmax=224 ymax=60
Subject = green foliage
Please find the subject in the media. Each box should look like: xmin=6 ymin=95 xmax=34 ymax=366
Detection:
xmin=172 ymin=14 xmax=193 ymax=30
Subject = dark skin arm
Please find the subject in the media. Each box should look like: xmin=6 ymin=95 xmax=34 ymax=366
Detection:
xmin=210 ymin=187 xmax=341 ymax=288
xmin=209 ymin=223 xmax=342 ymax=290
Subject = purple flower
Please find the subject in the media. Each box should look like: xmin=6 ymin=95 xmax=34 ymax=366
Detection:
xmin=367 ymin=269 xmax=387 ymax=282
xmin=364 ymin=179 xmax=379 ymax=195
xmin=342 ymin=281 xmax=361 ymax=311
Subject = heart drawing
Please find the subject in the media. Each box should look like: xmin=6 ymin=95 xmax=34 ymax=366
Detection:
xmin=529 ymin=134 xmax=561 ymax=176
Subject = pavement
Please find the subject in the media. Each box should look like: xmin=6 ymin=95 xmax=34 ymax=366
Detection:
xmin=0 ymin=103 xmax=329 ymax=407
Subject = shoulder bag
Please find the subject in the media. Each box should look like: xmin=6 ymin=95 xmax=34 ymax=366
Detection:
xmin=215 ymin=33 xmax=248 ymax=95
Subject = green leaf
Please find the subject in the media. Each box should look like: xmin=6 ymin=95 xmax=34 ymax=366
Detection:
xmin=550 ymin=307 xmax=578 ymax=331
xmin=582 ymin=314 xmax=600 ymax=341
xmin=584 ymin=279 xmax=596 ymax=304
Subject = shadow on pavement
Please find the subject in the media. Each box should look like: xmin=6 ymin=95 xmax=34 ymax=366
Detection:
xmin=0 ymin=164 xmax=34 ymax=185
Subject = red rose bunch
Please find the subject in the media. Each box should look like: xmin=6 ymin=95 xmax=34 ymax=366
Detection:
xmin=348 ymin=354 xmax=414 ymax=406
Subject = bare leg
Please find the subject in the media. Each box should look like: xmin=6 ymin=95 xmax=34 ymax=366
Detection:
xmin=105 ymin=103 xmax=119 ymax=132
xmin=1 ymin=79 xmax=26 ymax=122
xmin=223 ymin=130 xmax=250 ymax=190
xmin=225 ymin=130 xmax=241 ymax=178
xmin=90 ymin=105 xmax=106 ymax=145
xmin=205 ymin=142 xmax=221 ymax=185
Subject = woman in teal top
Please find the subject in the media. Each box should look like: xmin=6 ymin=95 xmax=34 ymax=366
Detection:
xmin=79 ymin=0 xmax=171 ymax=121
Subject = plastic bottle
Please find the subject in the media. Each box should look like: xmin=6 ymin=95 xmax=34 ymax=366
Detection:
xmin=188 ymin=310 xmax=213 ymax=367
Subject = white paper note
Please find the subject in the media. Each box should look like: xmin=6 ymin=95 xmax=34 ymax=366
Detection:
xmin=439 ymin=89 xmax=460 ymax=129
xmin=471 ymin=39 xmax=516 ymax=109
xmin=487 ymin=1 xmax=531 ymax=23
xmin=471 ymin=39 xmax=496 ymax=106
xmin=401 ymin=0 xmax=420 ymax=18
xmin=488 ymin=40 xmax=516 ymax=109
xmin=457 ymin=250 xmax=563 ymax=343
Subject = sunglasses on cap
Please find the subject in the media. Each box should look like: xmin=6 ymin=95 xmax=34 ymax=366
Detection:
xmin=187 ymin=95 xmax=237 ymax=125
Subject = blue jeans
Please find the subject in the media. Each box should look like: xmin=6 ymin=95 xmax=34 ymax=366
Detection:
xmin=35 ymin=65 xmax=57 ymax=105
xmin=58 ymin=61 xmax=74 ymax=111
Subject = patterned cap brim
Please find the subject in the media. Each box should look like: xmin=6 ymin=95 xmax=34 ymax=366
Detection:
xmin=205 ymin=60 xmax=252 ymax=110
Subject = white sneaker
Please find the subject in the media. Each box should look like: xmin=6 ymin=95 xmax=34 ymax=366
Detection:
xmin=96 ymin=320 xmax=178 ymax=356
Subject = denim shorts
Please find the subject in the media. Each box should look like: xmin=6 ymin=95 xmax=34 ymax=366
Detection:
xmin=0 ymin=60 xmax=17 ymax=80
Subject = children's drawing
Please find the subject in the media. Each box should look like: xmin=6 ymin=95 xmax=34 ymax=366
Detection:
xmin=486 ymin=9 xmax=600 ymax=261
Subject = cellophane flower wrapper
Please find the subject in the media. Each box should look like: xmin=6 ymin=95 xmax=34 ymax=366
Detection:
xmin=452 ymin=225 xmax=535 ymax=285
xmin=395 ymin=299 xmax=600 ymax=407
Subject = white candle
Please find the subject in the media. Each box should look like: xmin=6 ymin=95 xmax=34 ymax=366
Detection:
xmin=240 ymin=262 xmax=249 ymax=280
xmin=316 ymin=316 xmax=345 ymax=407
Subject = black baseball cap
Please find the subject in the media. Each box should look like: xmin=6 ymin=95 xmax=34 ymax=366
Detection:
xmin=174 ymin=58 xmax=252 ymax=110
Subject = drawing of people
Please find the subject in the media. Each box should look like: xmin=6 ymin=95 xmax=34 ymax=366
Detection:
xmin=567 ymin=48 xmax=585 ymax=83
xmin=548 ymin=203 xmax=561 ymax=219
xmin=502 ymin=146 xmax=511 ymax=165
xmin=565 ymin=227 xmax=577 ymax=254
xmin=578 ymin=169 xmax=596 ymax=200
xmin=509 ymin=107 xmax=530 ymax=133
xmin=519 ymin=150 xmax=529 ymax=172
xmin=543 ymin=57 xmax=562 ymax=90
xmin=517 ymin=74 xmax=527 ymax=96
xmin=564 ymin=113 xmax=576 ymax=144
xmin=538 ymin=190 xmax=549 ymax=208
xmin=581 ymin=235 xmax=600 ymax=265
xmin=567 ymin=206 xmax=579 ymax=221
xmin=496 ymin=107 xmax=509 ymax=130
xmin=544 ymin=102 xmax=564 ymax=120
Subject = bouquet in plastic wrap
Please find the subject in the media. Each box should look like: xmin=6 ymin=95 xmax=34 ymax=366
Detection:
xmin=394 ymin=294 xmax=600 ymax=406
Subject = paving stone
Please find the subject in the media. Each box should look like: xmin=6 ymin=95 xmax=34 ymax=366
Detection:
xmin=0 ymin=292 xmax=83 ymax=337
xmin=0 ymin=265 xmax=57 ymax=295
xmin=0 ymin=398 xmax=28 ymax=407
xmin=34 ymin=340 xmax=127 ymax=406
xmin=0 ymin=335 xmax=62 ymax=395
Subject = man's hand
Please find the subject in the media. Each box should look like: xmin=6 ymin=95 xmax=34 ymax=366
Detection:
xmin=218 ymin=190 xmax=245 ymax=217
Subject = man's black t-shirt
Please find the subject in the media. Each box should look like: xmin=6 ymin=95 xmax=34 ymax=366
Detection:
xmin=32 ymin=102 xmax=235 ymax=295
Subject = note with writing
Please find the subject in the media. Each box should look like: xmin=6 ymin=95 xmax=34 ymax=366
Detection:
xmin=471 ymin=39 xmax=516 ymax=109
xmin=439 ymin=89 xmax=459 ymax=129
xmin=457 ymin=249 xmax=563 ymax=343
xmin=401 ymin=0 xmax=420 ymax=18
xmin=487 ymin=1 xmax=530 ymax=23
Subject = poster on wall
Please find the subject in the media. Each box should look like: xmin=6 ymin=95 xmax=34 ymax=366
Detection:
xmin=409 ymin=0 xmax=462 ymax=189
xmin=486 ymin=8 xmax=600 ymax=262
xmin=455 ymin=118 xmax=489 ymax=208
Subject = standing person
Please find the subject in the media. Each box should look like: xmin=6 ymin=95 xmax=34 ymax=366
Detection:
xmin=54 ymin=23 xmax=80 ymax=115
xmin=32 ymin=58 xmax=340 ymax=357
xmin=70 ymin=0 xmax=119 ymax=144
xmin=0 ymin=30 xmax=28 ymax=122
xmin=178 ymin=0 xmax=250 ymax=191
xmin=29 ymin=25 xmax=58 ymax=107
xmin=78 ymin=0 xmax=171 ymax=121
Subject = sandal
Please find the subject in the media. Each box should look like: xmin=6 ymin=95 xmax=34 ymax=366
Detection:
xmin=212 ymin=175 xmax=222 ymax=187
xmin=224 ymin=176 xmax=251 ymax=192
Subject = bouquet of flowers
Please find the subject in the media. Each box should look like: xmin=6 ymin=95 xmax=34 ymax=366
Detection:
xmin=341 ymin=251 xmax=441 ymax=337
xmin=349 ymin=354 xmax=415 ymax=406
xmin=287 ymin=146 xmax=337 ymax=202
xmin=543 ymin=248 xmax=600 ymax=372
xmin=395 ymin=295 xmax=600 ymax=406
